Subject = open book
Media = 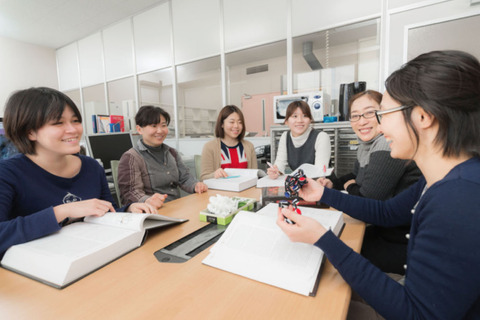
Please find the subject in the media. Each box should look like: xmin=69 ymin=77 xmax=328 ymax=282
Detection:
xmin=202 ymin=203 xmax=344 ymax=296
xmin=1 ymin=212 xmax=187 ymax=289
xmin=291 ymin=163 xmax=334 ymax=179
xmin=256 ymin=164 xmax=334 ymax=188
xmin=203 ymin=168 xmax=266 ymax=192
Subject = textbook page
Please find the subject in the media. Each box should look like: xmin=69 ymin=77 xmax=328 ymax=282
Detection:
xmin=224 ymin=168 xmax=267 ymax=178
xmin=1 ymin=213 xmax=187 ymax=288
xmin=203 ymin=168 xmax=261 ymax=192
xmin=256 ymin=174 xmax=286 ymax=188
xmin=1 ymin=223 xmax=141 ymax=288
xmin=203 ymin=204 xmax=344 ymax=296
xmin=84 ymin=212 xmax=188 ymax=231
xmin=291 ymin=163 xmax=334 ymax=179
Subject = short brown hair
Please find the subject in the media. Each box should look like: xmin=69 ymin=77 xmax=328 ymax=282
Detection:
xmin=214 ymin=105 xmax=246 ymax=140
xmin=284 ymin=100 xmax=313 ymax=123
xmin=4 ymin=87 xmax=82 ymax=155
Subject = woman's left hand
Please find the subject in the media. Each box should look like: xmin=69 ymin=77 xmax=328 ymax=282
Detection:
xmin=276 ymin=206 xmax=327 ymax=244
xmin=343 ymin=179 xmax=356 ymax=190
xmin=127 ymin=202 xmax=157 ymax=214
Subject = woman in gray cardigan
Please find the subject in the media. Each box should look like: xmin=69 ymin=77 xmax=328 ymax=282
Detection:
xmin=118 ymin=106 xmax=207 ymax=209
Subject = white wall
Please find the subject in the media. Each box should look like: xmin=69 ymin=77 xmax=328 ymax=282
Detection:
xmin=0 ymin=36 xmax=58 ymax=115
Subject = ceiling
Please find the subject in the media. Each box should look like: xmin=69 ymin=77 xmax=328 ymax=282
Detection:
xmin=0 ymin=0 xmax=168 ymax=49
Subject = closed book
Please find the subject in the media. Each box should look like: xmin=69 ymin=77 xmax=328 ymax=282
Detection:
xmin=109 ymin=115 xmax=124 ymax=132
xmin=203 ymin=168 xmax=264 ymax=192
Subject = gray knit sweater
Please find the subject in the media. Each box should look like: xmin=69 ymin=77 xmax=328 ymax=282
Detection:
xmin=336 ymin=134 xmax=421 ymax=200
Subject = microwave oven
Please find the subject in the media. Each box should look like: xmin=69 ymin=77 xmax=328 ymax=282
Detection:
xmin=273 ymin=92 xmax=324 ymax=124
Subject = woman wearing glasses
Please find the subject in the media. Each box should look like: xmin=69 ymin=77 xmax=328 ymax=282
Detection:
xmin=277 ymin=50 xmax=480 ymax=319
xmin=321 ymin=90 xmax=421 ymax=275
xmin=322 ymin=90 xmax=420 ymax=200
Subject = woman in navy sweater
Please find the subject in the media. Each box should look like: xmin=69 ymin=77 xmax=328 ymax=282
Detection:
xmin=0 ymin=87 xmax=155 ymax=258
xmin=277 ymin=50 xmax=480 ymax=319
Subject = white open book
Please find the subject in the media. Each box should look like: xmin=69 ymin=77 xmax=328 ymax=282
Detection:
xmin=257 ymin=164 xmax=333 ymax=188
xmin=203 ymin=168 xmax=266 ymax=192
xmin=202 ymin=203 xmax=344 ymax=296
xmin=1 ymin=212 xmax=187 ymax=288
xmin=291 ymin=163 xmax=334 ymax=179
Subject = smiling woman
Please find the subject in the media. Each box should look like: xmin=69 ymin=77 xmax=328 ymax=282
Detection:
xmin=118 ymin=105 xmax=208 ymax=208
xmin=267 ymin=100 xmax=331 ymax=180
xmin=0 ymin=87 xmax=155 ymax=258
xmin=321 ymin=89 xmax=421 ymax=275
xmin=200 ymin=105 xmax=258 ymax=180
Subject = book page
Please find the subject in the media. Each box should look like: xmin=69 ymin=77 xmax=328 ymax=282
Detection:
xmin=204 ymin=175 xmax=258 ymax=192
xmin=256 ymin=175 xmax=286 ymax=188
xmin=203 ymin=204 xmax=344 ymax=296
xmin=225 ymin=168 xmax=266 ymax=178
xmin=291 ymin=163 xmax=333 ymax=178
xmin=203 ymin=211 xmax=325 ymax=296
xmin=84 ymin=212 xmax=187 ymax=232
xmin=1 ymin=222 xmax=141 ymax=287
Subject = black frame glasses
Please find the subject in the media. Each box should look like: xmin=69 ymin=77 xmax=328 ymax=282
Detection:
xmin=375 ymin=105 xmax=412 ymax=124
xmin=349 ymin=110 xmax=377 ymax=122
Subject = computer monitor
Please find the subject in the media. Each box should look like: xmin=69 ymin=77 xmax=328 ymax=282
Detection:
xmin=0 ymin=117 xmax=19 ymax=160
xmin=86 ymin=132 xmax=133 ymax=172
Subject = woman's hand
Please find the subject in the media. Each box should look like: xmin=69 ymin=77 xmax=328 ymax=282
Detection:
xmin=146 ymin=193 xmax=167 ymax=209
xmin=298 ymin=177 xmax=325 ymax=202
xmin=343 ymin=179 xmax=356 ymax=190
xmin=276 ymin=206 xmax=327 ymax=244
xmin=214 ymin=168 xmax=228 ymax=179
xmin=267 ymin=164 xmax=280 ymax=179
xmin=195 ymin=182 xmax=208 ymax=194
xmin=127 ymin=202 xmax=157 ymax=214
xmin=53 ymin=199 xmax=115 ymax=223
xmin=317 ymin=177 xmax=333 ymax=189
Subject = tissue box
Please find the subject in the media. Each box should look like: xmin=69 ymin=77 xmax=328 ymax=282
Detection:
xmin=199 ymin=197 xmax=256 ymax=225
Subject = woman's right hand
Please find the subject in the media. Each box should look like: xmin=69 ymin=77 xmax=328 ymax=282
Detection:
xmin=146 ymin=193 xmax=167 ymax=209
xmin=53 ymin=199 xmax=115 ymax=223
xmin=267 ymin=165 xmax=280 ymax=179
xmin=298 ymin=177 xmax=325 ymax=202
xmin=214 ymin=168 xmax=228 ymax=179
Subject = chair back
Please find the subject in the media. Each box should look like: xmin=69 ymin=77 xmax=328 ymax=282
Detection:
xmin=110 ymin=160 xmax=121 ymax=206
xmin=194 ymin=154 xmax=202 ymax=180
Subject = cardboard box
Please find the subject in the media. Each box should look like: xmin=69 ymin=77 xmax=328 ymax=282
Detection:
xmin=199 ymin=197 xmax=256 ymax=225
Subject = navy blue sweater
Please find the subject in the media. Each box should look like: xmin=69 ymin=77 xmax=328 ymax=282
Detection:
xmin=0 ymin=154 xmax=124 ymax=258
xmin=316 ymin=157 xmax=480 ymax=319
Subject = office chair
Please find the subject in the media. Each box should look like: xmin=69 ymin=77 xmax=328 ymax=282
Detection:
xmin=110 ymin=160 xmax=122 ymax=207
xmin=194 ymin=154 xmax=202 ymax=180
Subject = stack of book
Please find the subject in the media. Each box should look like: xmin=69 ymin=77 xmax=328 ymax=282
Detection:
xmin=92 ymin=114 xmax=125 ymax=133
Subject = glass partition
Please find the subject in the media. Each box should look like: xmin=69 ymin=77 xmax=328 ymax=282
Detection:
xmin=176 ymin=56 xmax=221 ymax=138
xmin=225 ymin=40 xmax=287 ymax=137
xmin=292 ymin=18 xmax=380 ymax=118
xmin=82 ymin=84 xmax=107 ymax=135
xmin=138 ymin=68 xmax=175 ymax=138
xmin=107 ymin=77 xmax=136 ymax=132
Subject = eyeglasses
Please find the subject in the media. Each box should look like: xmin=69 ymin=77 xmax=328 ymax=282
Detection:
xmin=349 ymin=110 xmax=376 ymax=122
xmin=375 ymin=105 xmax=412 ymax=124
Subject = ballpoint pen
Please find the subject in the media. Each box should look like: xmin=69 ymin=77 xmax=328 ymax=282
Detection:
xmin=267 ymin=161 xmax=283 ymax=175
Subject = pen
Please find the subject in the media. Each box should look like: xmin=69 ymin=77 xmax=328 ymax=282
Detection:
xmin=267 ymin=162 xmax=283 ymax=175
